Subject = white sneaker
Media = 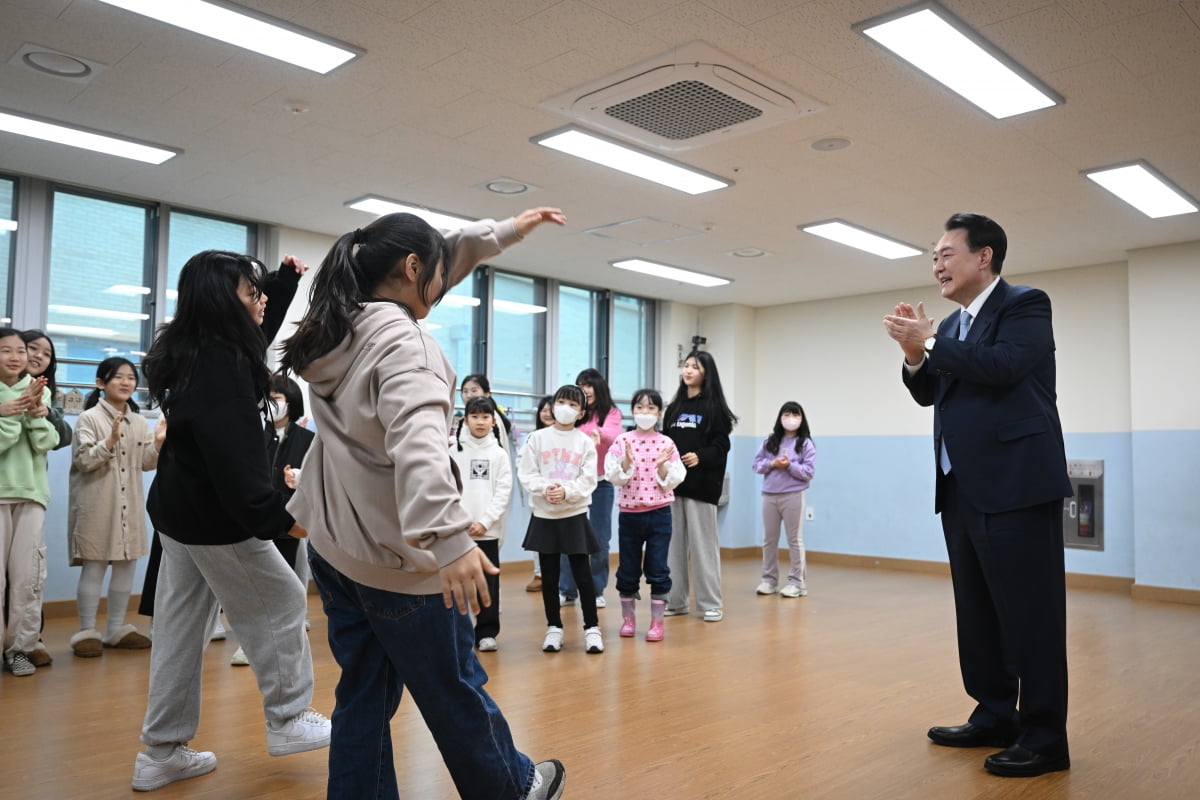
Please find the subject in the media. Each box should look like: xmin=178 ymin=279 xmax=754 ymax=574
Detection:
xmin=594 ymin=595 xmax=607 ymax=608
xmin=209 ymin=618 xmax=226 ymax=641
xmin=780 ymin=584 xmax=808 ymax=598
xmin=558 ymin=594 xmax=575 ymax=607
xmin=132 ymin=745 xmax=217 ymax=791
xmin=477 ymin=637 xmax=498 ymax=652
xmin=542 ymin=626 xmax=564 ymax=652
xmin=230 ymin=646 xmax=249 ymax=666
xmin=703 ymin=608 xmax=724 ymax=622
xmin=266 ymin=708 xmax=331 ymax=756
xmin=584 ymin=626 xmax=604 ymax=654
xmin=756 ymin=582 xmax=779 ymax=595
xmin=528 ymin=759 xmax=566 ymax=799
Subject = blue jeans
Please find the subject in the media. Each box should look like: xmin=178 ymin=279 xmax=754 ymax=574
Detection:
xmin=560 ymin=479 xmax=614 ymax=599
xmin=308 ymin=547 xmax=534 ymax=800
xmin=615 ymin=506 xmax=673 ymax=598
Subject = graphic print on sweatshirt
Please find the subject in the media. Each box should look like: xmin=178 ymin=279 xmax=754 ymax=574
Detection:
xmin=541 ymin=447 xmax=583 ymax=480
xmin=674 ymin=412 xmax=703 ymax=430
xmin=470 ymin=459 xmax=490 ymax=480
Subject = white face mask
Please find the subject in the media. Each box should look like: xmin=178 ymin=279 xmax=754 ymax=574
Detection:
xmin=781 ymin=417 xmax=802 ymax=432
xmin=634 ymin=413 xmax=659 ymax=431
xmin=553 ymin=404 xmax=579 ymax=426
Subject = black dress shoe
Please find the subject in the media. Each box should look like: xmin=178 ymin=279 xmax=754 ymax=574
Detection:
xmin=984 ymin=744 xmax=1070 ymax=777
xmin=927 ymin=723 xmax=1016 ymax=748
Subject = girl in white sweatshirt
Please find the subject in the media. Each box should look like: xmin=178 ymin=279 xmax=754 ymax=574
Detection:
xmin=451 ymin=396 xmax=512 ymax=651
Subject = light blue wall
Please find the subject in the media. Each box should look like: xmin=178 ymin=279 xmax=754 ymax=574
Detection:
xmin=1131 ymin=430 xmax=1200 ymax=591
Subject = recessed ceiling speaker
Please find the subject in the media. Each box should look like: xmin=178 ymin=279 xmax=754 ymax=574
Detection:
xmin=540 ymin=41 xmax=826 ymax=151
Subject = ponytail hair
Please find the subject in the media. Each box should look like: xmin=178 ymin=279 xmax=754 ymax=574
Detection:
xmin=85 ymin=357 xmax=140 ymax=413
xmin=283 ymin=213 xmax=448 ymax=374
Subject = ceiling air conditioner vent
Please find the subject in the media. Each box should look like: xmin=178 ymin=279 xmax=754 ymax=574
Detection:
xmin=541 ymin=41 xmax=825 ymax=152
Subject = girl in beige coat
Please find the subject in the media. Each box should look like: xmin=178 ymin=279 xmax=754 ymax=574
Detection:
xmin=68 ymin=357 xmax=165 ymax=656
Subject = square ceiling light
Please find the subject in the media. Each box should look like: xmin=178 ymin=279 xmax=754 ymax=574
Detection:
xmin=1083 ymin=162 xmax=1198 ymax=218
xmin=94 ymin=0 xmax=361 ymax=74
xmin=800 ymin=220 xmax=923 ymax=259
xmin=854 ymin=1 xmax=1062 ymax=119
xmin=533 ymin=126 xmax=731 ymax=195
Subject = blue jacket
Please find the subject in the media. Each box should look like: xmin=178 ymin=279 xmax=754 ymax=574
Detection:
xmin=902 ymin=279 xmax=1073 ymax=514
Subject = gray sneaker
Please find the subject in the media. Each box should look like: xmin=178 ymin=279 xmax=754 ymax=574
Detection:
xmin=527 ymin=759 xmax=565 ymax=800
xmin=4 ymin=652 xmax=35 ymax=676
xmin=132 ymin=745 xmax=217 ymax=791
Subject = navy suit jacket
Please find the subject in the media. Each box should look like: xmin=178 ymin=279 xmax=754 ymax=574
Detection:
xmin=902 ymin=278 xmax=1073 ymax=515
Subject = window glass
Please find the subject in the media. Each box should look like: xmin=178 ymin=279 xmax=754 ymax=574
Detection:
xmin=46 ymin=190 xmax=154 ymax=386
xmin=426 ymin=275 xmax=480 ymax=385
xmin=610 ymin=293 xmax=654 ymax=405
xmin=556 ymin=284 xmax=605 ymax=388
xmin=490 ymin=271 xmax=546 ymax=417
xmin=166 ymin=210 xmax=255 ymax=320
xmin=0 ymin=176 xmax=13 ymax=323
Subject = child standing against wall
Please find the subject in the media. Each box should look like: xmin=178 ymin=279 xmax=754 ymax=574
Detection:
xmin=68 ymin=357 xmax=165 ymax=656
xmin=0 ymin=328 xmax=60 ymax=676
xmin=752 ymin=402 xmax=816 ymax=597
xmin=518 ymin=385 xmax=602 ymax=654
xmin=451 ymin=396 xmax=513 ymax=651
xmin=605 ymin=389 xmax=685 ymax=642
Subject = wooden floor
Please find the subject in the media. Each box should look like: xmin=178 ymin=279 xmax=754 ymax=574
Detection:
xmin=3 ymin=556 xmax=1198 ymax=799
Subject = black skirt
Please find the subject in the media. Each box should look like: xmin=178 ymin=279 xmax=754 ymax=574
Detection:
xmin=522 ymin=513 xmax=600 ymax=555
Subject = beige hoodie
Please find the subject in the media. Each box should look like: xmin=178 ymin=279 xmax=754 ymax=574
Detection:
xmin=289 ymin=218 xmax=519 ymax=594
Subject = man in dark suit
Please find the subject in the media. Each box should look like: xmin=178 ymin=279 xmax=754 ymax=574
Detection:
xmin=883 ymin=213 xmax=1073 ymax=777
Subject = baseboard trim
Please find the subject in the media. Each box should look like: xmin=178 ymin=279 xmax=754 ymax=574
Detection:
xmin=1131 ymin=583 xmax=1200 ymax=606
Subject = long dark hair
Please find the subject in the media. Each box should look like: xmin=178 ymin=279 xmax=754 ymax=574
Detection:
xmin=20 ymin=329 xmax=60 ymax=398
xmin=455 ymin=396 xmax=502 ymax=451
xmin=144 ymin=250 xmax=269 ymax=411
xmin=85 ymin=357 xmax=140 ymax=413
xmin=575 ymin=367 xmax=613 ymax=427
xmin=765 ymin=401 xmax=811 ymax=455
xmin=534 ymin=395 xmax=553 ymax=430
xmin=664 ymin=350 xmax=738 ymax=434
xmin=283 ymin=213 xmax=448 ymax=374
xmin=461 ymin=373 xmax=512 ymax=435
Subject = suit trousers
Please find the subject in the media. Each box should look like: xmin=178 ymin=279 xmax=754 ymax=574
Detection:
xmin=941 ymin=473 xmax=1069 ymax=755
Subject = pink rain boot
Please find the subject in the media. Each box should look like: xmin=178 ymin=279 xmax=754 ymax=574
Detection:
xmin=619 ymin=597 xmax=636 ymax=637
xmin=646 ymin=599 xmax=666 ymax=642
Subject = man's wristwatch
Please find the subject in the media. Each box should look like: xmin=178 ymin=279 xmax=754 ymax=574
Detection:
xmin=923 ymin=335 xmax=936 ymax=353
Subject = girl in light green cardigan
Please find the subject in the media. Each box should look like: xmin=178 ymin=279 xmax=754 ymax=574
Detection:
xmin=0 ymin=328 xmax=60 ymax=677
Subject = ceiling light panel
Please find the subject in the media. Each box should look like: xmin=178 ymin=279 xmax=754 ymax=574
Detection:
xmin=611 ymin=259 xmax=731 ymax=287
xmin=533 ymin=126 xmax=731 ymax=195
xmin=0 ymin=107 xmax=179 ymax=164
xmin=94 ymin=0 xmax=362 ymax=75
xmin=800 ymin=220 xmax=923 ymax=259
xmin=855 ymin=2 xmax=1062 ymax=119
xmin=1083 ymin=162 xmax=1198 ymax=218
xmin=345 ymin=196 xmax=475 ymax=231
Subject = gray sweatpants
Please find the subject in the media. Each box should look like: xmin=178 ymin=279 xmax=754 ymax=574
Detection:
xmin=140 ymin=535 xmax=313 ymax=749
xmin=761 ymin=490 xmax=807 ymax=588
xmin=667 ymin=497 xmax=723 ymax=613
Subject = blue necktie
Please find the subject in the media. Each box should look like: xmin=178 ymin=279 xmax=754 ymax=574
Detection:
xmin=940 ymin=310 xmax=973 ymax=474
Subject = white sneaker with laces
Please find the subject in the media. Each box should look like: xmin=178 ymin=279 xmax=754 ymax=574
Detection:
xmin=131 ymin=745 xmax=217 ymax=791
xmin=477 ymin=637 xmax=498 ymax=652
xmin=584 ymin=626 xmax=604 ymax=654
xmin=756 ymin=582 xmax=779 ymax=595
xmin=703 ymin=608 xmax=724 ymax=622
xmin=558 ymin=593 xmax=575 ymax=607
xmin=266 ymin=708 xmax=331 ymax=756
xmin=594 ymin=595 xmax=607 ymax=608
xmin=542 ymin=626 xmax=564 ymax=652
xmin=780 ymin=584 xmax=808 ymax=597
xmin=527 ymin=759 xmax=566 ymax=800
xmin=209 ymin=618 xmax=226 ymax=641
xmin=230 ymin=646 xmax=249 ymax=666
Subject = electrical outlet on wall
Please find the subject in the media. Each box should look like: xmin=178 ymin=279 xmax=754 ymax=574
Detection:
xmin=806 ymin=506 xmax=815 ymax=521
